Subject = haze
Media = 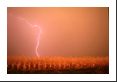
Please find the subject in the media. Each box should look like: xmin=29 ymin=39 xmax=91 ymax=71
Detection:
xmin=7 ymin=7 xmax=109 ymax=57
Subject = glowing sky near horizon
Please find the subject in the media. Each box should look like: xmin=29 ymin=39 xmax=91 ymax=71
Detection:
xmin=7 ymin=7 xmax=109 ymax=57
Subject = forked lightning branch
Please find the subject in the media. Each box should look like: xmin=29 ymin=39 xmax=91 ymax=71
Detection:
xmin=9 ymin=13 xmax=41 ymax=57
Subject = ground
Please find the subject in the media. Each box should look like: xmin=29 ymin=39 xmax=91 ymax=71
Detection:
xmin=7 ymin=55 xmax=109 ymax=74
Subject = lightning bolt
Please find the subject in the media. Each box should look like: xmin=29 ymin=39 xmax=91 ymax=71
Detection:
xmin=34 ymin=25 xmax=41 ymax=57
xmin=9 ymin=13 xmax=41 ymax=57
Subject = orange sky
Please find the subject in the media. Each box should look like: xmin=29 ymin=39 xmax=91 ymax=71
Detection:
xmin=7 ymin=7 xmax=109 ymax=57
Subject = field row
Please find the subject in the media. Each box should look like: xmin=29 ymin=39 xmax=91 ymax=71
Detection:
xmin=7 ymin=56 xmax=109 ymax=74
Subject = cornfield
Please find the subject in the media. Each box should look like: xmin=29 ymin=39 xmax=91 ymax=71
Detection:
xmin=7 ymin=56 xmax=109 ymax=74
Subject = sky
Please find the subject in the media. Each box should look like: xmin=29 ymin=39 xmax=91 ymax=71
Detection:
xmin=7 ymin=7 xmax=109 ymax=57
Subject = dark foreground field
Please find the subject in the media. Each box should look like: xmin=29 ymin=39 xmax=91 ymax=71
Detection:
xmin=7 ymin=56 xmax=109 ymax=74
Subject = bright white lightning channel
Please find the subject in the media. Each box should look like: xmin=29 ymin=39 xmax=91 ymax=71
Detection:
xmin=9 ymin=14 xmax=41 ymax=57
